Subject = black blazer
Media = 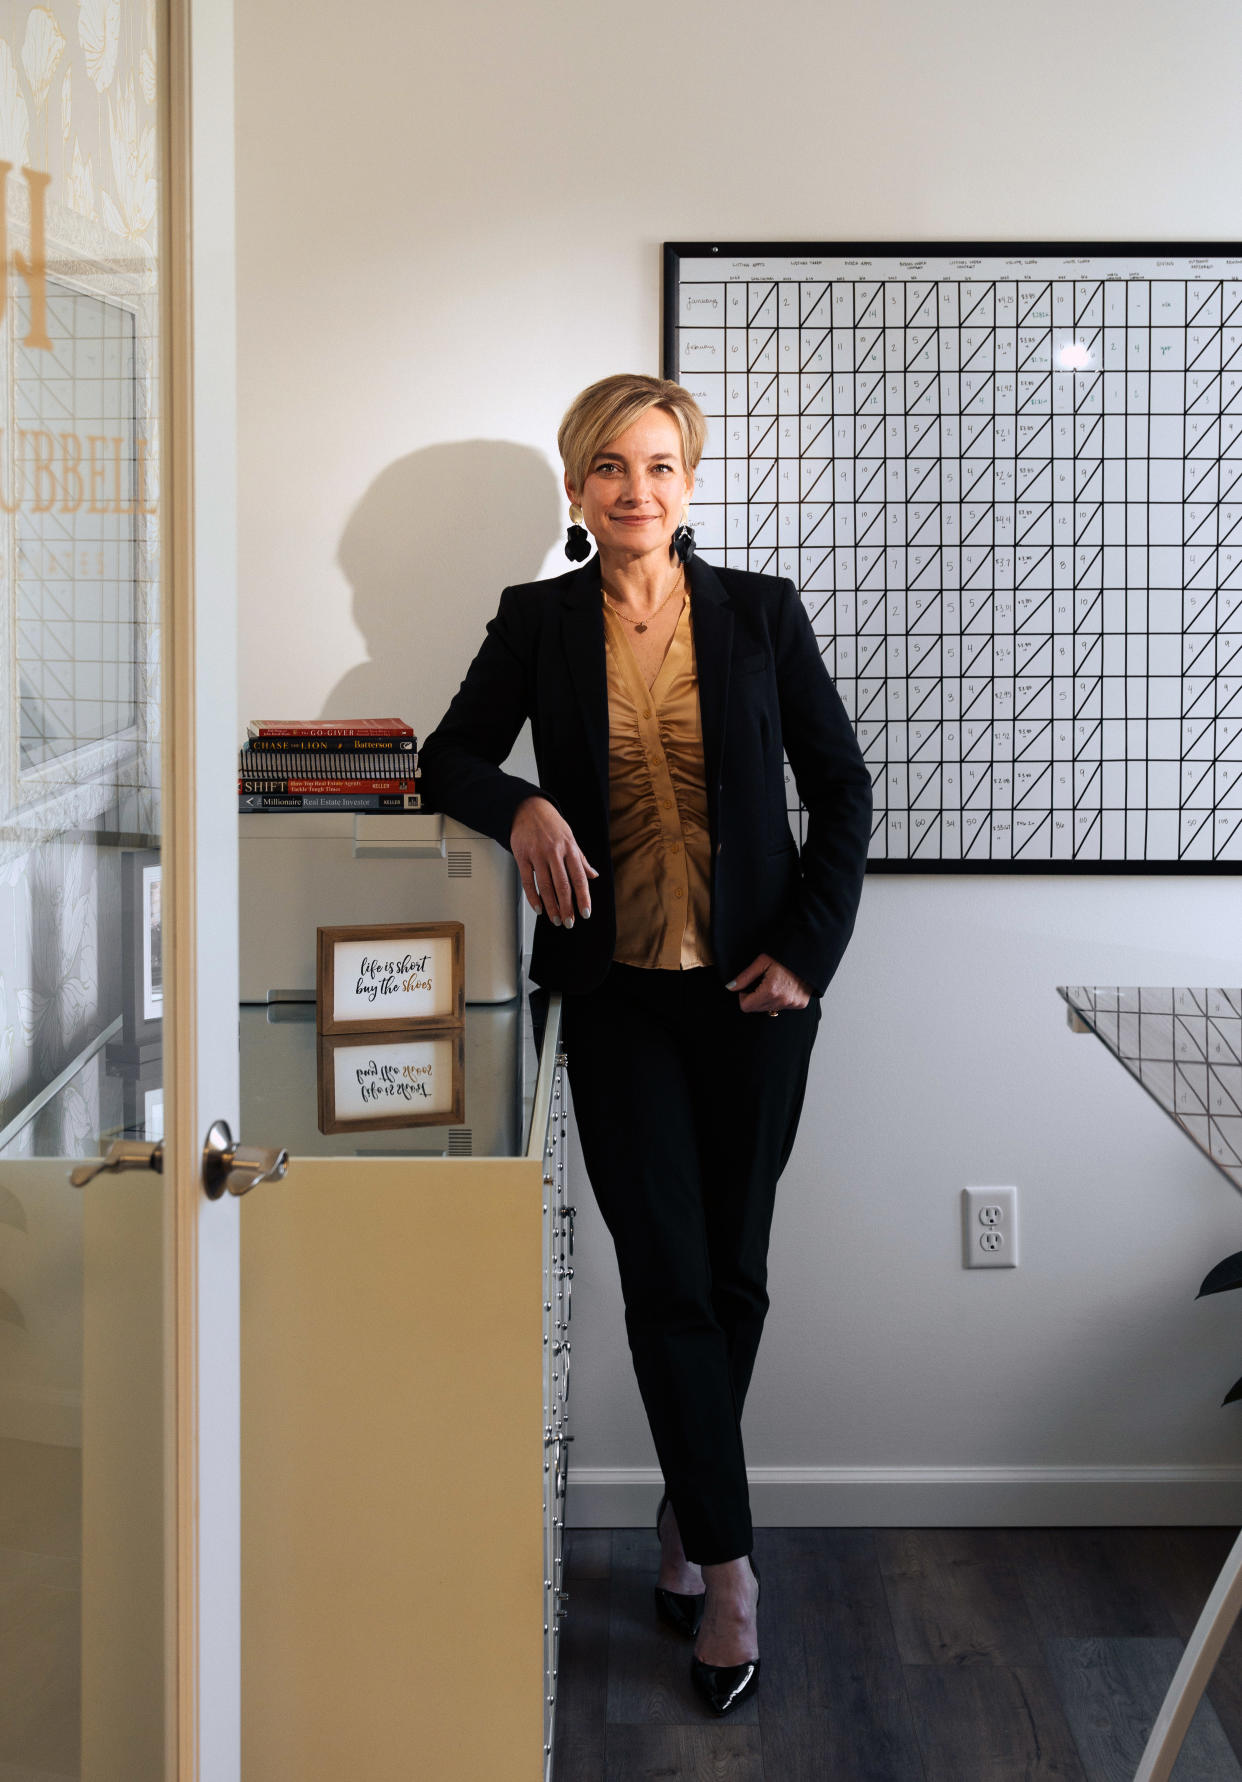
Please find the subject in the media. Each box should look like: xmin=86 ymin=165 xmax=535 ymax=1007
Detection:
xmin=418 ymin=555 xmax=873 ymax=998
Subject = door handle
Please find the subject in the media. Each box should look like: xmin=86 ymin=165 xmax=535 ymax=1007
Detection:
xmin=69 ymin=1139 xmax=163 ymax=1187
xmin=202 ymin=1118 xmax=289 ymax=1200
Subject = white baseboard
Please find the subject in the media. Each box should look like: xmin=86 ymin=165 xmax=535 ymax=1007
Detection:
xmin=0 ymin=1383 xmax=82 ymax=1448
xmin=566 ymin=1464 xmax=1242 ymax=1527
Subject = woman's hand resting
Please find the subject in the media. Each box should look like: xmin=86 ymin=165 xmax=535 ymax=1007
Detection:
xmin=726 ymin=953 xmax=814 ymax=1012
xmin=511 ymin=795 xmax=599 ymax=928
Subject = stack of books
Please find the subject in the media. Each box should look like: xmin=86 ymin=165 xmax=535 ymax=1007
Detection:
xmin=238 ymin=718 xmax=422 ymax=813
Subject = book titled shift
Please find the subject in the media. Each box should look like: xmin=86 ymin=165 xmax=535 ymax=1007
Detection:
xmin=238 ymin=778 xmax=418 ymax=794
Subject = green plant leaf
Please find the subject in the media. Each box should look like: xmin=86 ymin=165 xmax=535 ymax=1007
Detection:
xmin=1197 ymin=1253 xmax=1242 ymax=1298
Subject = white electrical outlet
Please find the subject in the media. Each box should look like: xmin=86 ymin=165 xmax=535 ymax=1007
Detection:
xmin=962 ymin=1186 xmax=1019 ymax=1269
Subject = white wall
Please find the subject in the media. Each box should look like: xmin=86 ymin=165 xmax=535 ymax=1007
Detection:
xmin=236 ymin=0 xmax=1242 ymax=1521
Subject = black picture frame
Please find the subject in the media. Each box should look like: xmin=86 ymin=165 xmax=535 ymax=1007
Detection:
xmin=662 ymin=240 xmax=1242 ymax=874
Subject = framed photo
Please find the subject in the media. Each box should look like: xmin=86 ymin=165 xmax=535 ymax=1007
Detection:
xmin=121 ymin=848 xmax=162 ymax=1048
xmin=316 ymin=1027 xmax=466 ymax=1135
xmin=316 ymin=922 xmax=465 ymax=1034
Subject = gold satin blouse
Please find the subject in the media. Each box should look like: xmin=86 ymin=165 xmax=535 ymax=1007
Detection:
xmin=602 ymin=594 xmax=714 ymax=970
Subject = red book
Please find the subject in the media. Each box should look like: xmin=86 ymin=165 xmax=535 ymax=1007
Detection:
xmin=247 ymin=718 xmax=414 ymax=739
xmin=238 ymin=777 xmax=418 ymax=794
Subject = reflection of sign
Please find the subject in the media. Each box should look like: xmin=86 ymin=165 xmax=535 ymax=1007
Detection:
xmin=317 ymin=1029 xmax=466 ymax=1134
xmin=0 ymin=429 xmax=158 ymax=514
xmin=0 ymin=162 xmax=51 ymax=349
xmin=317 ymin=922 xmax=465 ymax=1035
xmin=15 ymin=279 xmax=146 ymax=769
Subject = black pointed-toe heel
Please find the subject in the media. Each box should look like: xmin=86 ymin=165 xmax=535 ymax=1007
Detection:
xmin=689 ymin=1554 xmax=761 ymax=1716
xmin=653 ymin=1490 xmax=706 ymax=1639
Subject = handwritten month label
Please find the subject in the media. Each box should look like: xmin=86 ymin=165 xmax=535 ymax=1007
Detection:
xmin=331 ymin=934 xmax=454 ymax=1024
xmin=332 ymin=1034 xmax=455 ymax=1122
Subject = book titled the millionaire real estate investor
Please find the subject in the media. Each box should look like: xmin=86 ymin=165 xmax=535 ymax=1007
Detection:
xmin=239 ymin=791 xmax=423 ymax=812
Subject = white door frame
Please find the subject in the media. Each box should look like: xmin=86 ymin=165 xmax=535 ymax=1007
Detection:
xmin=165 ymin=0 xmax=241 ymax=1775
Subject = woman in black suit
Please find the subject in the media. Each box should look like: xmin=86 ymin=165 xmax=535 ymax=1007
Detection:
xmin=419 ymin=373 xmax=872 ymax=1715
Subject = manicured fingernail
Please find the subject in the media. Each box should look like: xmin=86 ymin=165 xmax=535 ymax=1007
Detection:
xmin=565 ymin=917 xmax=574 ymax=929
xmin=583 ymin=907 xmax=591 ymax=919
xmin=550 ymin=915 xmax=561 ymax=927
xmin=726 ymin=978 xmax=737 ymax=989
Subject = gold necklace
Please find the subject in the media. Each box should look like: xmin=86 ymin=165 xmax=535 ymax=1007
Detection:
xmin=601 ymin=570 xmax=685 ymax=635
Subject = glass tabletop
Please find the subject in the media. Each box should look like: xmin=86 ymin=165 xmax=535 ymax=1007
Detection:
xmin=1059 ymin=987 xmax=1242 ymax=1192
xmin=0 ymin=980 xmax=560 ymax=1162
xmin=239 ymin=979 xmax=556 ymax=1160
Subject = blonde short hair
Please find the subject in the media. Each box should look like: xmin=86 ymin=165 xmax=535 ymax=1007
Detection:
xmin=557 ymin=374 xmax=708 ymax=497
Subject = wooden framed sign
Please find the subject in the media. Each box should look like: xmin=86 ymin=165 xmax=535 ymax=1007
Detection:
xmin=316 ymin=922 xmax=465 ymax=1034
xmin=317 ymin=1027 xmax=466 ymax=1134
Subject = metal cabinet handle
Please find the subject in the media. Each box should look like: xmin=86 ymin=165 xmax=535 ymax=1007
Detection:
xmin=202 ymin=1118 xmax=289 ymax=1200
xmin=70 ymin=1138 xmax=163 ymax=1188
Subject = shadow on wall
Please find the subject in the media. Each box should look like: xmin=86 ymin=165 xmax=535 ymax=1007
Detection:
xmin=320 ymin=441 xmax=563 ymax=734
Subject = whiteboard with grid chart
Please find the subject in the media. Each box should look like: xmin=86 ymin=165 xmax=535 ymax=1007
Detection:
xmin=663 ymin=242 xmax=1242 ymax=871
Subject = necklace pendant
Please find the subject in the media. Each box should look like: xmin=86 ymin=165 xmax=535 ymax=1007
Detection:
xmin=635 ymin=621 xmax=647 ymax=633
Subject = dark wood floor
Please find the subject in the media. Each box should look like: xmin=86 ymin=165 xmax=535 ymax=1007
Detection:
xmin=551 ymin=1523 xmax=1242 ymax=1781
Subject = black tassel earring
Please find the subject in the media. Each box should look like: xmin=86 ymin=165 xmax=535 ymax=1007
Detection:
xmin=670 ymin=508 xmax=697 ymax=566
xmin=564 ymin=503 xmax=592 ymax=562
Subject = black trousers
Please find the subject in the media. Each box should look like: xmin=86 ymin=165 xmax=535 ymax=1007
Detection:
xmin=561 ymin=960 xmax=821 ymax=1565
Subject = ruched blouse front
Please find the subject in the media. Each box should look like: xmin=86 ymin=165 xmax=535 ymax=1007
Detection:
xmin=602 ymin=594 xmax=714 ymax=970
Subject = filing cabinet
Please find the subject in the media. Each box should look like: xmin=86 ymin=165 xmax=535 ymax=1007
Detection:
xmin=239 ymin=989 xmax=572 ymax=1782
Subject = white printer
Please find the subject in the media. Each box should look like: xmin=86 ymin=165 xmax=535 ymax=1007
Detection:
xmin=239 ymin=811 xmax=522 ymax=1006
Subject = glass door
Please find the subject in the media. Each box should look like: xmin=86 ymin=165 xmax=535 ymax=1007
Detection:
xmin=0 ymin=0 xmax=241 ymax=1776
